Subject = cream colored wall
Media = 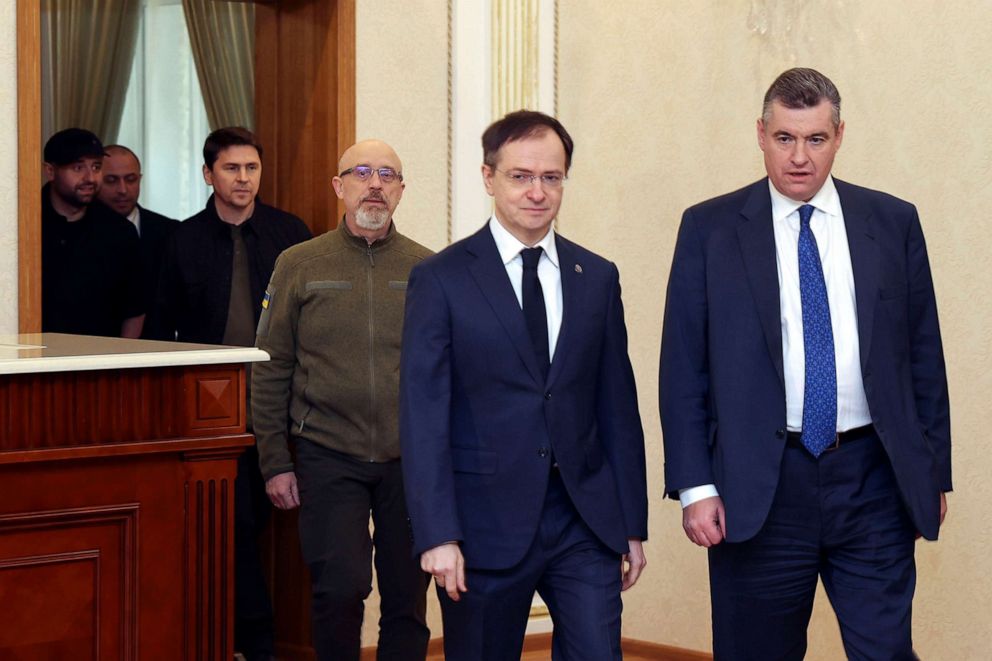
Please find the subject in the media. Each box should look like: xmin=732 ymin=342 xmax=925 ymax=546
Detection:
xmin=556 ymin=1 xmax=991 ymax=659
xmin=0 ymin=0 xmax=19 ymax=334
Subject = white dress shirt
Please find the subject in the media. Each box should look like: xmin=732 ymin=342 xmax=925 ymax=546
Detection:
xmin=488 ymin=216 xmax=563 ymax=359
xmin=679 ymin=177 xmax=872 ymax=508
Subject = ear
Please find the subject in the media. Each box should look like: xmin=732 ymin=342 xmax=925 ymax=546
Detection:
xmin=202 ymin=164 xmax=213 ymax=187
xmin=756 ymin=118 xmax=767 ymax=152
xmin=481 ymin=164 xmax=495 ymax=196
xmin=43 ymin=163 xmax=55 ymax=183
xmin=835 ymin=120 xmax=845 ymax=149
xmin=331 ymin=176 xmax=344 ymax=199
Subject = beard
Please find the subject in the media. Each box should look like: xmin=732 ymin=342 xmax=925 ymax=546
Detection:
xmin=354 ymin=203 xmax=390 ymax=231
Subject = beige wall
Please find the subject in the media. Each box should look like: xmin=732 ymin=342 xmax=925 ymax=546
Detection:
xmin=0 ymin=0 xmax=19 ymax=335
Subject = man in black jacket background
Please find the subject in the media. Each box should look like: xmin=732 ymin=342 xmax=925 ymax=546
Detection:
xmin=150 ymin=126 xmax=311 ymax=661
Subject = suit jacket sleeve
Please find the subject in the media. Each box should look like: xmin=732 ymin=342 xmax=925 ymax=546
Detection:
xmin=399 ymin=262 xmax=464 ymax=555
xmin=251 ymin=252 xmax=300 ymax=481
xmin=659 ymin=208 xmax=715 ymax=498
xmin=597 ymin=264 xmax=649 ymax=539
xmin=906 ymin=208 xmax=952 ymax=491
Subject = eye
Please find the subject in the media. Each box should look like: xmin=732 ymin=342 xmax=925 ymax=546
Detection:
xmin=808 ymin=136 xmax=825 ymax=146
xmin=509 ymin=172 xmax=529 ymax=183
xmin=541 ymin=174 xmax=562 ymax=185
xmin=776 ymin=135 xmax=794 ymax=145
xmin=353 ymin=166 xmax=373 ymax=180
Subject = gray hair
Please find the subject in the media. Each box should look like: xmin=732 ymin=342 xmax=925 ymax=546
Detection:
xmin=762 ymin=68 xmax=841 ymax=128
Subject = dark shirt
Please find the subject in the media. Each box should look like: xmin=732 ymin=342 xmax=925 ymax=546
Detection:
xmin=41 ymin=183 xmax=145 ymax=337
xmin=149 ymin=195 xmax=311 ymax=344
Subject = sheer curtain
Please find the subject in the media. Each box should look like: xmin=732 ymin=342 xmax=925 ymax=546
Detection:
xmin=182 ymin=0 xmax=255 ymax=130
xmin=41 ymin=0 xmax=141 ymax=143
xmin=117 ymin=0 xmax=212 ymax=221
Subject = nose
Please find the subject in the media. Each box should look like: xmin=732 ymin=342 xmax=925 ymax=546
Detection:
xmin=367 ymin=170 xmax=384 ymax=188
xmin=790 ymin=141 xmax=809 ymax=166
xmin=525 ymin=177 xmax=546 ymax=200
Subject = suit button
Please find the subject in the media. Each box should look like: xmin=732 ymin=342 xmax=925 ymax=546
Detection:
xmin=775 ymin=429 xmax=785 ymax=439
xmin=544 ymin=392 xmax=552 ymax=400
xmin=538 ymin=447 xmax=549 ymax=458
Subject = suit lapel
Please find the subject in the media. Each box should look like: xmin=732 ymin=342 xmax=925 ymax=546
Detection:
xmin=737 ymin=180 xmax=785 ymax=390
xmin=547 ymin=235 xmax=581 ymax=387
xmin=835 ymin=180 xmax=878 ymax=371
xmin=465 ymin=226 xmax=546 ymax=384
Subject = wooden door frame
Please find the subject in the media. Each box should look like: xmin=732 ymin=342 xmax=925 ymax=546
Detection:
xmin=15 ymin=0 xmax=355 ymax=333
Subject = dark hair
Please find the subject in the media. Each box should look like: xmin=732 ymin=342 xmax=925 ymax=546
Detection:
xmin=202 ymin=127 xmax=263 ymax=170
xmin=763 ymin=68 xmax=841 ymax=128
xmin=482 ymin=110 xmax=574 ymax=171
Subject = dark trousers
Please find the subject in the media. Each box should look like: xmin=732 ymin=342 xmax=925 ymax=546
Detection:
xmin=439 ymin=469 xmax=623 ymax=661
xmin=709 ymin=432 xmax=917 ymax=661
xmin=295 ymin=440 xmax=431 ymax=661
xmin=235 ymin=445 xmax=275 ymax=660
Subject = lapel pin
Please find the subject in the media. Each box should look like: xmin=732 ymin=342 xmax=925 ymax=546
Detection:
xmin=574 ymin=264 xmax=583 ymax=273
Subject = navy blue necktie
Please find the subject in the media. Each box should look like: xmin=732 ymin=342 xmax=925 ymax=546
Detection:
xmin=521 ymin=247 xmax=550 ymax=380
xmin=797 ymin=204 xmax=837 ymax=457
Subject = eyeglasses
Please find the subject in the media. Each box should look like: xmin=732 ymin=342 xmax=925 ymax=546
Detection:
xmin=495 ymin=169 xmax=566 ymax=189
xmin=339 ymin=165 xmax=403 ymax=184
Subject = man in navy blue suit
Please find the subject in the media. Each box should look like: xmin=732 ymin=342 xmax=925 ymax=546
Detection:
xmin=660 ymin=68 xmax=951 ymax=660
xmin=401 ymin=110 xmax=648 ymax=660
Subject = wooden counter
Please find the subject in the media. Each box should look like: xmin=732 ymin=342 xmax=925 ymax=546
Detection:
xmin=0 ymin=334 xmax=268 ymax=661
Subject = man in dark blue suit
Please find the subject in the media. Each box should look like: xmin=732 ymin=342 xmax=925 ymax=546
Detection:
xmin=660 ymin=68 xmax=951 ymax=660
xmin=401 ymin=111 xmax=648 ymax=660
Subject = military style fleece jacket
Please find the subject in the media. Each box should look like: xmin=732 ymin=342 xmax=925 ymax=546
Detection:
xmin=252 ymin=221 xmax=433 ymax=480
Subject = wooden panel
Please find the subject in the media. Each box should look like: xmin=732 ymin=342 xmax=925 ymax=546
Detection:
xmin=183 ymin=367 xmax=244 ymax=433
xmin=0 ymin=364 xmax=246 ymax=451
xmin=184 ymin=450 xmax=240 ymax=661
xmin=17 ymin=0 xmax=42 ymax=333
xmin=255 ymin=0 xmax=356 ymax=237
xmin=0 ymin=505 xmax=139 ymax=661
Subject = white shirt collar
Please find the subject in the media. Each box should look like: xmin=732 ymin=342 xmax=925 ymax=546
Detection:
xmin=768 ymin=175 xmax=841 ymax=224
xmin=488 ymin=215 xmax=559 ymax=268
xmin=127 ymin=205 xmax=141 ymax=236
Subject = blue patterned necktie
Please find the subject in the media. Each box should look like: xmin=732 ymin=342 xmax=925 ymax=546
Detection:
xmin=798 ymin=204 xmax=837 ymax=457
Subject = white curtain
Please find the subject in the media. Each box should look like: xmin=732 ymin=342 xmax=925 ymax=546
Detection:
xmin=117 ymin=0 xmax=212 ymax=221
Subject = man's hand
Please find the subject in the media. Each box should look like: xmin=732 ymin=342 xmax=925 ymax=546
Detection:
xmin=621 ymin=538 xmax=646 ymax=591
xmin=265 ymin=471 xmax=300 ymax=510
xmin=421 ymin=542 xmax=467 ymax=602
xmin=940 ymin=492 xmax=948 ymax=527
xmin=683 ymin=495 xmax=725 ymax=547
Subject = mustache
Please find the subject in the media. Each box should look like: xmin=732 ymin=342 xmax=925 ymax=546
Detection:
xmin=362 ymin=192 xmax=385 ymax=203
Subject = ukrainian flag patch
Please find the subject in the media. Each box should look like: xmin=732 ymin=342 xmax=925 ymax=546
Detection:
xmin=262 ymin=291 xmax=271 ymax=309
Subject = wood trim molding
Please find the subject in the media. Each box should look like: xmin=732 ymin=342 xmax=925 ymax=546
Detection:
xmin=17 ymin=0 xmax=42 ymax=333
xmin=335 ymin=0 xmax=356 ymax=225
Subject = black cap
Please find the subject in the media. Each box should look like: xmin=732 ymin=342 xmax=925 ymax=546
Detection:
xmin=44 ymin=128 xmax=105 ymax=166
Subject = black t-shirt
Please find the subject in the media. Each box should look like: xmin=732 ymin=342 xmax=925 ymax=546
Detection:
xmin=41 ymin=184 xmax=145 ymax=337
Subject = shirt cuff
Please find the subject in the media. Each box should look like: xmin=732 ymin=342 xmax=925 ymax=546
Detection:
xmin=678 ymin=484 xmax=719 ymax=509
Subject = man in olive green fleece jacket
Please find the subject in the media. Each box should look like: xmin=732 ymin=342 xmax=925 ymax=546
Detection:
xmin=252 ymin=140 xmax=433 ymax=661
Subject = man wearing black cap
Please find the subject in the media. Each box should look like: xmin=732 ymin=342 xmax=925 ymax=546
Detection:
xmin=42 ymin=128 xmax=145 ymax=337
